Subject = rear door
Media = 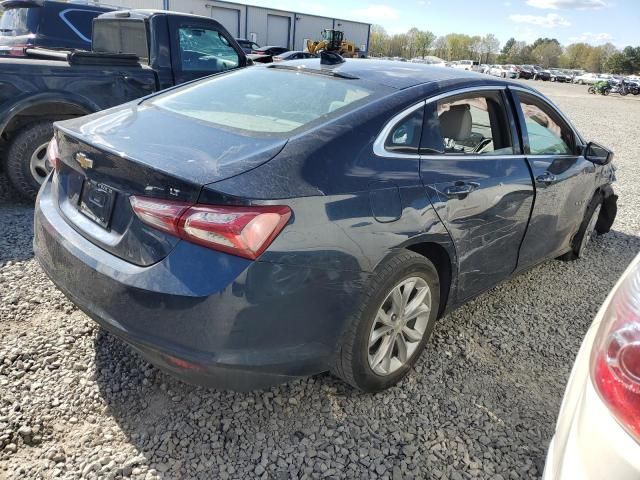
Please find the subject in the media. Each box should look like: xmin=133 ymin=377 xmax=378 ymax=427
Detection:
xmin=419 ymin=87 xmax=534 ymax=302
xmin=509 ymin=87 xmax=595 ymax=269
xmin=168 ymin=16 xmax=243 ymax=85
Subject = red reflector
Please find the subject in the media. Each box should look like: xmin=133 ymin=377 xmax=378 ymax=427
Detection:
xmin=591 ymin=256 xmax=640 ymax=442
xmin=129 ymin=196 xmax=291 ymax=260
xmin=46 ymin=137 xmax=61 ymax=172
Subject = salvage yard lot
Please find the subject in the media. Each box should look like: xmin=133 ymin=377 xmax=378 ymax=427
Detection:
xmin=1 ymin=79 xmax=639 ymax=479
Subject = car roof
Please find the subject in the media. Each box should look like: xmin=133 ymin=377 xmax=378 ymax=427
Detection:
xmin=280 ymin=58 xmax=507 ymax=89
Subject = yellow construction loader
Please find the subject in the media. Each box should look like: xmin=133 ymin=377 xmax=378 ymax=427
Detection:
xmin=306 ymin=29 xmax=362 ymax=58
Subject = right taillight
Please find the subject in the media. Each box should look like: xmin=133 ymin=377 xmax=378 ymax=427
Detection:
xmin=129 ymin=196 xmax=291 ymax=260
xmin=591 ymin=255 xmax=640 ymax=442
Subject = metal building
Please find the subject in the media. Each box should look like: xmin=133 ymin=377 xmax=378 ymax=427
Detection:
xmin=112 ymin=0 xmax=371 ymax=53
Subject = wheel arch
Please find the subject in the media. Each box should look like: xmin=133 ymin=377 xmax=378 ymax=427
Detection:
xmin=404 ymin=241 xmax=455 ymax=318
xmin=0 ymin=92 xmax=99 ymax=143
xmin=594 ymin=183 xmax=617 ymax=234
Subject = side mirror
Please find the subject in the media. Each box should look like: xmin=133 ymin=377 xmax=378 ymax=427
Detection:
xmin=584 ymin=141 xmax=613 ymax=165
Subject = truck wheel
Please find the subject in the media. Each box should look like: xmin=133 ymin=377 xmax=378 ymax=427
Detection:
xmin=331 ymin=251 xmax=440 ymax=392
xmin=6 ymin=121 xmax=54 ymax=199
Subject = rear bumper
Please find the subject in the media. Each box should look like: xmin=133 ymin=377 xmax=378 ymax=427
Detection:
xmin=34 ymin=177 xmax=367 ymax=390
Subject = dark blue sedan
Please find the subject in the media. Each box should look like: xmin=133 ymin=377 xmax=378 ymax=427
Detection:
xmin=34 ymin=59 xmax=617 ymax=392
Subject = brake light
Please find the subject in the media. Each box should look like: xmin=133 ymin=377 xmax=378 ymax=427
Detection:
xmin=591 ymin=256 xmax=640 ymax=442
xmin=46 ymin=137 xmax=62 ymax=172
xmin=129 ymin=196 xmax=291 ymax=260
xmin=9 ymin=46 xmax=27 ymax=57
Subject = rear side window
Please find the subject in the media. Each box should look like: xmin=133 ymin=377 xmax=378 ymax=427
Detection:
xmin=60 ymin=9 xmax=99 ymax=42
xmin=384 ymin=108 xmax=423 ymax=154
xmin=93 ymin=20 xmax=149 ymax=62
xmin=152 ymin=67 xmax=373 ymax=134
xmin=0 ymin=8 xmax=31 ymax=36
xmin=422 ymin=92 xmax=513 ymax=155
xmin=516 ymin=92 xmax=574 ymax=155
xmin=178 ymin=27 xmax=239 ymax=72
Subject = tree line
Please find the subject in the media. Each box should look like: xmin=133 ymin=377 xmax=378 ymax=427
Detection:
xmin=368 ymin=25 xmax=640 ymax=74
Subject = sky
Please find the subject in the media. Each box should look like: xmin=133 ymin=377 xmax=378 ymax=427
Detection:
xmin=246 ymin=0 xmax=639 ymax=48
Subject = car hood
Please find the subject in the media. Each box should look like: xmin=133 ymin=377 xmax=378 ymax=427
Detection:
xmin=57 ymin=101 xmax=288 ymax=186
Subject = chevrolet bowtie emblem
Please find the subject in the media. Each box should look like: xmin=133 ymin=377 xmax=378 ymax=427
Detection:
xmin=75 ymin=152 xmax=94 ymax=169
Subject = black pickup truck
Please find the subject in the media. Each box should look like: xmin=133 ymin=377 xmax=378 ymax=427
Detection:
xmin=0 ymin=9 xmax=248 ymax=198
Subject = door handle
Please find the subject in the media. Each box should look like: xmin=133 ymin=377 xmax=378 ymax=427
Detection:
xmin=443 ymin=182 xmax=478 ymax=198
xmin=536 ymin=172 xmax=557 ymax=185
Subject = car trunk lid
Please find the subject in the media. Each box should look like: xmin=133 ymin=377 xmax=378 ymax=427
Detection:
xmin=53 ymin=103 xmax=287 ymax=266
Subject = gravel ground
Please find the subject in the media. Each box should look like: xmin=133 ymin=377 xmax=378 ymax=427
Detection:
xmin=1 ymin=80 xmax=639 ymax=480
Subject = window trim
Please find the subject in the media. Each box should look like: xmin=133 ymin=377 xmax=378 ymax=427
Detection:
xmin=374 ymin=85 xmax=514 ymax=160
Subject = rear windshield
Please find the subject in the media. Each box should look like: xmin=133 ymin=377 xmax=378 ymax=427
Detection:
xmin=92 ymin=19 xmax=149 ymax=62
xmin=0 ymin=8 xmax=32 ymax=36
xmin=151 ymin=67 xmax=374 ymax=134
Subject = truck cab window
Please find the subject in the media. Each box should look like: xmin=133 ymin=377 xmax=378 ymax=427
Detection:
xmin=92 ymin=20 xmax=149 ymax=63
xmin=178 ymin=27 xmax=239 ymax=73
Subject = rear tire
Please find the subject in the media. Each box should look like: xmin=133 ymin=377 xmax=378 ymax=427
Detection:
xmin=588 ymin=86 xmax=595 ymax=94
xmin=6 ymin=121 xmax=54 ymax=200
xmin=559 ymin=192 xmax=603 ymax=261
xmin=331 ymin=251 xmax=440 ymax=392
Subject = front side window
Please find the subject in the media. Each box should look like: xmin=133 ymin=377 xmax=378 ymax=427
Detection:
xmin=384 ymin=108 xmax=423 ymax=154
xmin=422 ymin=92 xmax=513 ymax=155
xmin=152 ymin=67 xmax=373 ymax=134
xmin=517 ymin=93 xmax=574 ymax=155
xmin=178 ymin=27 xmax=240 ymax=72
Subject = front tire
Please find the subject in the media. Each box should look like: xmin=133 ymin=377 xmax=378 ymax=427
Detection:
xmin=560 ymin=192 xmax=603 ymax=261
xmin=331 ymin=251 xmax=440 ymax=392
xmin=6 ymin=121 xmax=54 ymax=200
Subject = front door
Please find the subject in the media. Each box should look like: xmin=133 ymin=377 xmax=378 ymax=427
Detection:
xmin=419 ymin=89 xmax=534 ymax=302
xmin=510 ymin=88 xmax=596 ymax=269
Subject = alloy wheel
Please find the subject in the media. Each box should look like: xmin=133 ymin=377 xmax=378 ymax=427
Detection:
xmin=367 ymin=277 xmax=431 ymax=376
xmin=30 ymin=142 xmax=52 ymax=185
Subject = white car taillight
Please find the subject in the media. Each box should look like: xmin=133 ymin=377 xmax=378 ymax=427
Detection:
xmin=130 ymin=196 xmax=292 ymax=260
xmin=591 ymin=256 xmax=640 ymax=442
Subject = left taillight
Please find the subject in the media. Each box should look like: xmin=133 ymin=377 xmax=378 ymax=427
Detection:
xmin=591 ymin=255 xmax=640 ymax=442
xmin=129 ymin=196 xmax=292 ymax=260
xmin=46 ymin=137 xmax=62 ymax=173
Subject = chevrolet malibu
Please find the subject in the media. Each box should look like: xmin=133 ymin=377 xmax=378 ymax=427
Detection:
xmin=34 ymin=59 xmax=618 ymax=392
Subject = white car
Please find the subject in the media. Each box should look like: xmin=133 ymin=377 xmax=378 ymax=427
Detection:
xmin=573 ymin=72 xmax=600 ymax=85
xmin=489 ymin=64 xmax=518 ymax=78
xmin=452 ymin=59 xmax=475 ymax=70
xmin=544 ymin=253 xmax=640 ymax=480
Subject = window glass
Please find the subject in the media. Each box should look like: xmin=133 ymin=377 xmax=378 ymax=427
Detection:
xmin=424 ymin=93 xmax=513 ymax=155
xmin=92 ymin=20 xmax=149 ymax=62
xmin=384 ymin=108 xmax=423 ymax=154
xmin=61 ymin=10 xmax=98 ymax=41
xmin=0 ymin=8 xmax=30 ymax=36
xmin=178 ymin=27 xmax=239 ymax=72
xmin=152 ymin=68 xmax=373 ymax=134
xmin=518 ymin=95 xmax=573 ymax=155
